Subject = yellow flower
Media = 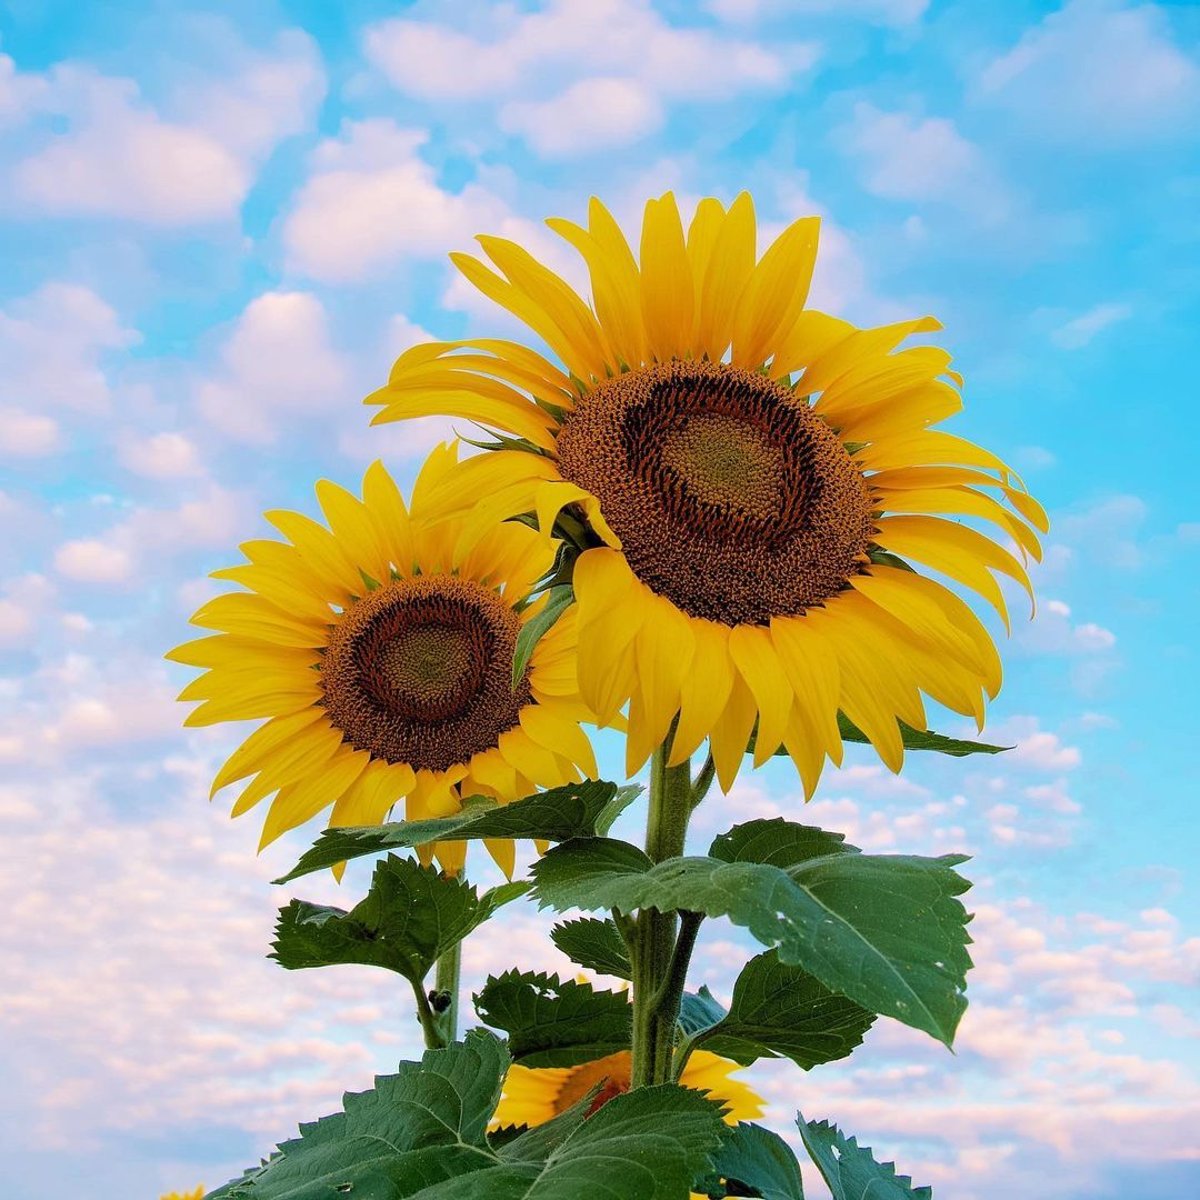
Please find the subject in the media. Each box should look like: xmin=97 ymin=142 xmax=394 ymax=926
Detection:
xmin=368 ymin=193 xmax=1047 ymax=793
xmin=168 ymin=445 xmax=598 ymax=875
xmin=494 ymin=1049 xmax=763 ymax=1129
xmin=159 ymin=1189 xmax=204 ymax=1200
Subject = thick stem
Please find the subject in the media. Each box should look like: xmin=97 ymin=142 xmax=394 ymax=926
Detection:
xmin=431 ymin=941 xmax=462 ymax=1045
xmin=630 ymin=739 xmax=694 ymax=1088
xmin=651 ymin=909 xmax=704 ymax=1082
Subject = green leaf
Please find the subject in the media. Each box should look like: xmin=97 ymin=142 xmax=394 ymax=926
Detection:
xmin=531 ymin=838 xmax=972 ymax=1046
xmin=697 ymin=950 xmax=875 ymax=1069
xmin=512 ymin=584 xmax=574 ymax=686
xmin=797 ymin=1116 xmax=932 ymax=1199
xmin=709 ymin=819 xmax=855 ymax=869
xmin=275 ymin=780 xmax=641 ymax=883
xmin=694 ymin=1123 xmax=805 ymax=1199
xmin=550 ymin=917 xmax=632 ymax=979
xmin=271 ymin=855 xmax=526 ymax=985
xmin=474 ymin=970 xmax=632 ymax=1067
xmin=677 ymin=986 xmax=727 ymax=1037
xmin=841 ymin=713 xmax=1008 ymax=758
xmin=214 ymin=1031 xmax=728 ymax=1199
xmin=212 ymin=1030 xmax=510 ymax=1198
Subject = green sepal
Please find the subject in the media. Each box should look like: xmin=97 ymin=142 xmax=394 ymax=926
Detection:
xmin=474 ymin=970 xmax=632 ymax=1067
xmin=511 ymin=584 xmax=574 ymax=687
xmin=271 ymin=854 xmax=528 ymax=985
xmin=550 ymin=917 xmax=633 ymax=979
xmin=797 ymin=1115 xmax=932 ymax=1199
xmin=275 ymin=780 xmax=640 ymax=884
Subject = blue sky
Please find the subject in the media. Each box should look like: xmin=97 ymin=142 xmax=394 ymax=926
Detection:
xmin=1 ymin=1 xmax=1198 ymax=1197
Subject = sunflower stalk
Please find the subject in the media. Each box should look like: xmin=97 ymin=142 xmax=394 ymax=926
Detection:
xmin=630 ymin=732 xmax=697 ymax=1088
xmin=432 ymin=940 xmax=462 ymax=1044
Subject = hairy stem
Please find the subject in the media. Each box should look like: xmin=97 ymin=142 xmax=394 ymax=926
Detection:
xmin=411 ymin=977 xmax=445 ymax=1050
xmin=431 ymin=941 xmax=462 ymax=1045
xmin=630 ymin=737 xmax=695 ymax=1087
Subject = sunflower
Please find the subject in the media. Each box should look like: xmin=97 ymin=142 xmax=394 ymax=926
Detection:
xmin=159 ymin=1190 xmax=204 ymax=1200
xmin=495 ymin=1049 xmax=764 ymax=1200
xmin=367 ymin=192 xmax=1047 ymax=794
xmin=167 ymin=445 xmax=597 ymax=875
xmin=495 ymin=1048 xmax=763 ymax=1127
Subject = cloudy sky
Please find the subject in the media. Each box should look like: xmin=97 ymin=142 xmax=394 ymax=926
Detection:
xmin=1 ymin=0 xmax=1198 ymax=1197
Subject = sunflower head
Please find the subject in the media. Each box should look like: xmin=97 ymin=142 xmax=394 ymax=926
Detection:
xmin=493 ymin=1048 xmax=763 ymax=1130
xmin=369 ymin=193 xmax=1047 ymax=795
xmin=168 ymin=445 xmax=598 ymax=876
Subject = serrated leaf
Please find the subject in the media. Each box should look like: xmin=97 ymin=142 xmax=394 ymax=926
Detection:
xmin=271 ymin=855 xmax=524 ymax=985
xmin=841 ymin=713 xmax=1007 ymax=758
xmin=213 ymin=1030 xmax=509 ymax=1198
xmin=693 ymin=1122 xmax=805 ymax=1199
xmin=698 ymin=950 xmax=875 ymax=1070
xmin=677 ymin=986 xmax=727 ymax=1037
xmin=512 ymin=584 xmax=573 ymax=686
xmin=550 ymin=917 xmax=632 ymax=979
xmin=709 ymin=819 xmax=855 ymax=868
xmin=276 ymin=780 xmax=640 ymax=883
xmin=797 ymin=1116 xmax=932 ymax=1199
xmin=214 ymin=1032 xmax=728 ymax=1200
xmin=474 ymin=970 xmax=632 ymax=1067
xmin=531 ymin=839 xmax=972 ymax=1046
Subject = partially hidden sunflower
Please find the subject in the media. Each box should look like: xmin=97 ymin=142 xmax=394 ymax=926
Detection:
xmin=159 ymin=1189 xmax=204 ymax=1200
xmin=367 ymin=192 xmax=1047 ymax=794
xmin=495 ymin=1050 xmax=764 ymax=1200
xmin=495 ymin=1048 xmax=762 ymax=1126
xmin=168 ymin=445 xmax=597 ymax=875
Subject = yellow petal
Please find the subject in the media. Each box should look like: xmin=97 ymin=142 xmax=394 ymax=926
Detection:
xmin=728 ymin=624 xmax=794 ymax=767
xmin=639 ymin=193 xmax=694 ymax=362
xmin=670 ymin=619 xmax=734 ymax=766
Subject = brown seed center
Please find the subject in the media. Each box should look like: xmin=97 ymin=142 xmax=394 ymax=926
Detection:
xmin=320 ymin=576 xmax=530 ymax=772
xmin=555 ymin=360 xmax=874 ymax=626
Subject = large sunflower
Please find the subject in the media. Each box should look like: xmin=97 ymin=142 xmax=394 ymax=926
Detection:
xmin=367 ymin=193 xmax=1046 ymax=793
xmin=168 ymin=445 xmax=597 ymax=875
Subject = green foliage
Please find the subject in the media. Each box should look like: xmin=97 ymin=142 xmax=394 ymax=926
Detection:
xmin=839 ymin=713 xmax=1008 ymax=758
xmin=694 ymin=1123 xmax=806 ymax=1199
xmin=271 ymin=855 xmax=528 ymax=986
xmin=709 ymin=819 xmax=854 ymax=868
xmin=530 ymin=830 xmax=972 ymax=1046
xmin=696 ymin=950 xmax=875 ymax=1070
xmin=276 ymin=780 xmax=640 ymax=883
xmin=677 ymin=987 xmax=727 ymax=1037
xmin=473 ymin=970 xmax=632 ymax=1067
xmin=797 ymin=1116 xmax=932 ymax=1199
xmin=550 ymin=916 xmax=632 ymax=979
xmin=211 ymin=1031 xmax=729 ymax=1200
xmin=511 ymin=584 xmax=573 ymax=685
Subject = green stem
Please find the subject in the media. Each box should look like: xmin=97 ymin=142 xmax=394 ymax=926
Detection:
xmin=410 ymin=978 xmax=444 ymax=1050
xmin=432 ymin=941 xmax=462 ymax=1045
xmin=630 ymin=738 xmax=695 ymax=1088
xmin=651 ymin=909 xmax=704 ymax=1083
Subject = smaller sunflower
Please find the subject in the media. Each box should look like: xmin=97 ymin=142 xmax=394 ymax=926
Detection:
xmin=168 ymin=446 xmax=598 ymax=875
xmin=159 ymin=1189 xmax=204 ymax=1200
xmin=495 ymin=1050 xmax=764 ymax=1200
xmin=495 ymin=1049 xmax=763 ymax=1127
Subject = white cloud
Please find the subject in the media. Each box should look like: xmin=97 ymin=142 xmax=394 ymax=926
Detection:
xmin=117 ymin=431 xmax=205 ymax=480
xmin=1050 ymin=302 xmax=1133 ymax=349
xmin=53 ymin=539 xmax=135 ymax=585
xmin=500 ymin=76 xmax=664 ymax=158
xmin=0 ymin=408 xmax=60 ymax=457
xmin=196 ymin=291 xmax=350 ymax=442
xmin=363 ymin=0 xmax=801 ymax=156
xmin=988 ymin=717 xmax=1083 ymax=772
xmin=6 ymin=31 xmax=325 ymax=225
xmin=1051 ymin=494 xmax=1148 ymax=572
xmin=708 ymin=0 xmax=928 ymax=23
xmin=1019 ymin=598 xmax=1117 ymax=656
xmin=282 ymin=121 xmax=522 ymax=284
xmin=0 ymin=282 xmax=138 ymax=415
xmin=840 ymin=102 xmax=1012 ymax=223
xmin=977 ymin=0 xmax=1200 ymax=145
